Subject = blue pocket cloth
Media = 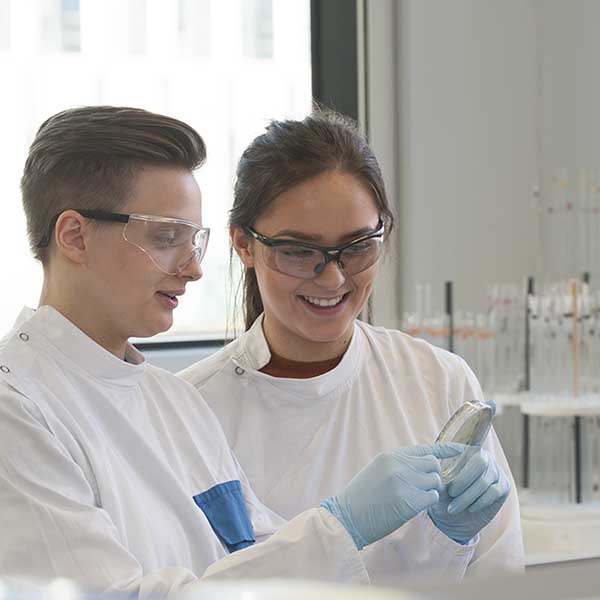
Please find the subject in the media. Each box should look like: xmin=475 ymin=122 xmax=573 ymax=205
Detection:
xmin=193 ymin=480 xmax=256 ymax=553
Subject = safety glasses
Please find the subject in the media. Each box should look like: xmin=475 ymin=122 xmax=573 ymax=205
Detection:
xmin=38 ymin=210 xmax=210 ymax=276
xmin=244 ymin=220 xmax=385 ymax=280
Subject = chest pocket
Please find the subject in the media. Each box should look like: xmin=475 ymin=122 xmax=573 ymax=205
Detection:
xmin=193 ymin=480 xmax=255 ymax=553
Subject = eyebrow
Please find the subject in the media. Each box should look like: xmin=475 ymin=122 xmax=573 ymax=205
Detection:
xmin=273 ymin=224 xmax=379 ymax=242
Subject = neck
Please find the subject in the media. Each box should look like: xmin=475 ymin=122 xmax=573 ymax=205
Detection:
xmin=261 ymin=314 xmax=354 ymax=362
xmin=39 ymin=277 xmax=128 ymax=360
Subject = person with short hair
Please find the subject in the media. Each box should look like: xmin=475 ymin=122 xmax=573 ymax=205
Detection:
xmin=180 ymin=110 xmax=524 ymax=585
xmin=0 ymin=106 xmax=470 ymax=595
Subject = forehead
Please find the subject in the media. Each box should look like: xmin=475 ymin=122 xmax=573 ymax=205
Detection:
xmin=123 ymin=166 xmax=203 ymax=224
xmin=255 ymin=170 xmax=380 ymax=239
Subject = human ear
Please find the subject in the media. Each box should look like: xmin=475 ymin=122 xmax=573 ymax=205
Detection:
xmin=54 ymin=210 xmax=89 ymax=264
xmin=230 ymin=225 xmax=255 ymax=268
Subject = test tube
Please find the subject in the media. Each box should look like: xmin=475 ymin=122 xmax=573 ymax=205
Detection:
xmin=493 ymin=398 xmax=524 ymax=488
xmin=527 ymin=407 xmax=575 ymax=504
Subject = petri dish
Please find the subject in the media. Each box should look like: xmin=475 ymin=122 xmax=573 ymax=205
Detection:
xmin=435 ymin=400 xmax=494 ymax=483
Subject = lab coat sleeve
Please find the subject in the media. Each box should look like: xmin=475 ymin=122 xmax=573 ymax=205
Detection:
xmin=203 ymin=508 xmax=368 ymax=583
xmin=357 ymin=355 xmax=524 ymax=585
xmin=208 ymin=451 xmax=368 ymax=582
xmin=452 ymin=357 xmax=525 ymax=578
xmin=0 ymin=388 xmax=368 ymax=596
xmin=357 ymin=510 xmax=478 ymax=585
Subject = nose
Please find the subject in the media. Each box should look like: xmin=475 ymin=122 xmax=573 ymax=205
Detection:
xmin=313 ymin=258 xmax=346 ymax=288
xmin=178 ymin=253 xmax=203 ymax=281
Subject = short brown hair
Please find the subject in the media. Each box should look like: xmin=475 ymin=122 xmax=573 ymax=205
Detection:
xmin=21 ymin=106 xmax=206 ymax=262
xmin=229 ymin=109 xmax=395 ymax=330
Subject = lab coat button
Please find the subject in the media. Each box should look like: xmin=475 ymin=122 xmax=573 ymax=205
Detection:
xmin=19 ymin=333 xmax=30 ymax=342
xmin=235 ymin=366 xmax=245 ymax=375
xmin=0 ymin=365 xmax=9 ymax=373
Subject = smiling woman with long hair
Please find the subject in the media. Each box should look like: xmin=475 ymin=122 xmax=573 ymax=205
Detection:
xmin=181 ymin=109 xmax=524 ymax=584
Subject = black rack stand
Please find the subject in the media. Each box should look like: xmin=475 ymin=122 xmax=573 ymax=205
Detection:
xmin=445 ymin=281 xmax=454 ymax=353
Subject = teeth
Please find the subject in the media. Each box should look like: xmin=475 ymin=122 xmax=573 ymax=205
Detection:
xmin=303 ymin=295 xmax=344 ymax=307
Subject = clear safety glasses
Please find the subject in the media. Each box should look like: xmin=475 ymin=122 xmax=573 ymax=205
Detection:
xmin=38 ymin=210 xmax=210 ymax=276
xmin=244 ymin=220 xmax=385 ymax=280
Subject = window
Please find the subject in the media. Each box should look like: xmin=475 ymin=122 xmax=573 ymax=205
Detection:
xmin=126 ymin=0 xmax=147 ymax=55
xmin=178 ymin=0 xmax=211 ymax=57
xmin=0 ymin=0 xmax=312 ymax=340
xmin=40 ymin=0 xmax=80 ymax=52
xmin=243 ymin=0 xmax=273 ymax=59
xmin=60 ymin=0 xmax=80 ymax=52
xmin=0 ymin=0 xmax=10 ymax=51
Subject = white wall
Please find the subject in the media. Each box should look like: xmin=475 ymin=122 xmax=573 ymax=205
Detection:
xmin=399 ymin=0 xmax=543 ymax=315
xmin=539 ymin=0 xmax=600 ymax=177
xmin=537 ymin=0 xmax=600 ymax=282
xmin=367 ymin=0 xmax=600 ymax=322
xmin=368 ymin=0 xmax=544 ymax=322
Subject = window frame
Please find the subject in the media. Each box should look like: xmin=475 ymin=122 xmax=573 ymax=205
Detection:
xmin=310 ymin=0 xmax=358 ymax=121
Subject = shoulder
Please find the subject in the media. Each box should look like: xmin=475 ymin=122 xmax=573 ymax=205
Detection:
xmin=356 ymin=320 xmax=469 ymax=378
xmin=356 ymin=321 xmax=483 ymax=417
xmin=142 ymin=363 xmax=231 ymax=430
xmin=178 ymin=337 xmax=243 ymax=389
xmin=0 ymin=377 xmax=49 ymax=430
xmin=144 ymin=361 xmax=211 ymax=397
xmin=0 ymin=337 xmax=52 ymax=421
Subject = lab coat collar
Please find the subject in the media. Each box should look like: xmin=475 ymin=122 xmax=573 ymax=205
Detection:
xmin=235 ymin=313 xmax=363 ymax=399
xmin=5 ymin=305 xmax=146 ymax=386
xmin=0 ymin=306 xmax=35 ymax=348
xmin=239 ymin=314 xmax=273 ymax=371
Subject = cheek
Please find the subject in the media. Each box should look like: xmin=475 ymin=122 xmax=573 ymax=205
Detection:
xmin=254 ymin=263 xmax=301 ymax=304
xmin=351 ymin=267 xmax=378 ymax=297
xmin=91 ymin=235 xmax=137 ymax=279
xmin=113 ymin=250 xmax=162 ymax=295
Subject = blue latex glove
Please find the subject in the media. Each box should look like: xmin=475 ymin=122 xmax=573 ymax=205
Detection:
xmin=320 ymin=443 xmax=464 ymax=550
xmin=428 ymin=447 xmax=511 ymax=545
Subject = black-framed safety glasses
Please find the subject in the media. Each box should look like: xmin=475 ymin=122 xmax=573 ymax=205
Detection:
xmin=244 ymin=219 xmax=385 ymax=280
xmin=38 ymin=209 xmax=210 ymax=276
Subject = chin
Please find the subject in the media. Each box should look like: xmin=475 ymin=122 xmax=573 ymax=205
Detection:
xmin=300 ymin=322 xmax=351 ymax=345
xmin=132 ymin=317 xmax=173 ymax=339
xmin=153 ymin=318 xmax=174 ymax=336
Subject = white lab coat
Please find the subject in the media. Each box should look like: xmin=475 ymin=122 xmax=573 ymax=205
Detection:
xmin=0 ymin=307 xmax=368 ymax=596
xmin=180 ymin=315 xmax=524 ymax=585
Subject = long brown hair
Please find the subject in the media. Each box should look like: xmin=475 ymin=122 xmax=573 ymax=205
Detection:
xmin=229 ymin=109 xmax=395 ymax=331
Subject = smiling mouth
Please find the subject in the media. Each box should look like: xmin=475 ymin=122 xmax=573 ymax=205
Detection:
xmin=156 ymin=291 xmax=183 ymax=310
xmin=300 ymin=293 xmax=349 ymax=307
xmin=157 ymin=289 xmax=184 ymax=300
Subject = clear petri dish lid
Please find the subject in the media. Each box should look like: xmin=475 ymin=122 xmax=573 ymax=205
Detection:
xmin=435 ymin=400 xmax=494 ymax=483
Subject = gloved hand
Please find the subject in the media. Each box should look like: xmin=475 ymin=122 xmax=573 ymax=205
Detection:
xmin=428 ymin=447 xmax=511 ymax=545
xmin=320 ymin=443 xmax=464 ymax=550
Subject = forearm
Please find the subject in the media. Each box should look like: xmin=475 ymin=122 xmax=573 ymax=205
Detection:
xmin=202 ymin=508 xmax=369 ymax=584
